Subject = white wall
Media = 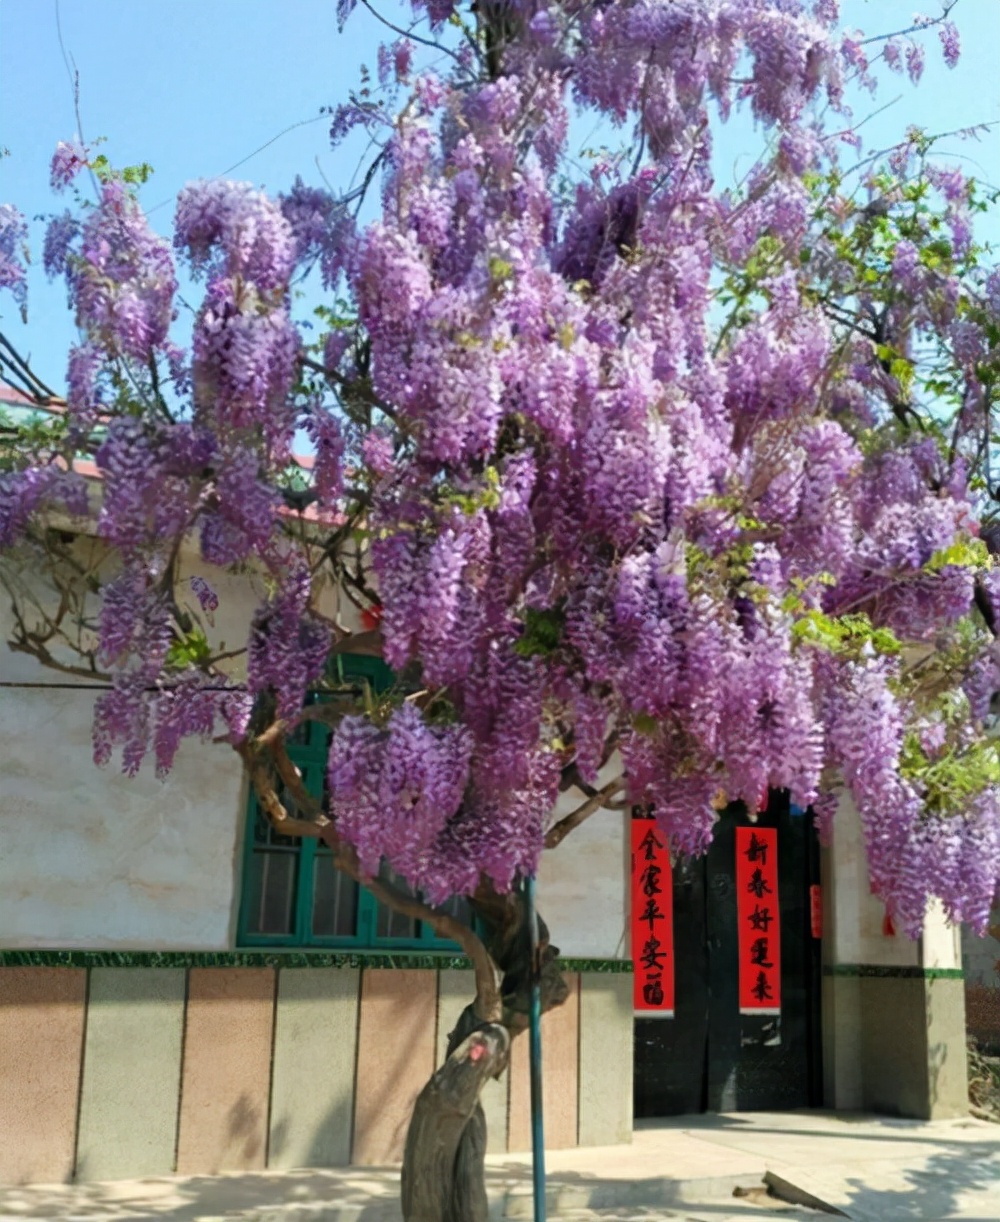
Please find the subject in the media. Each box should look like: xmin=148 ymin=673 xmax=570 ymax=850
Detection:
xmin=0 ymin=675 xmax=629 ymax=954
xmin=825 ymin=791 xmax=920 ymax=967
xmin=0 ymin=540 xmax=627 ymax=956
xmin=0 ymin=686 xmax=245 ymax=949
xmin=0 ymin=552 xmax=252 ymax=950
xmin=538 ymin=760 xmax=629 ymax=960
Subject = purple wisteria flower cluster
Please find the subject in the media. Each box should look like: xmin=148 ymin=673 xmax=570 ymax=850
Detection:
xmin=1 ymin=0 xmax=998 ymax=936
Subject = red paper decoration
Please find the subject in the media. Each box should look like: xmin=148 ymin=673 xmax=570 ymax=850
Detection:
xmin=631 ymin=816 xmax=675 ymax=1014
xmin=736 ymin=826 xmax=781 ymax=1015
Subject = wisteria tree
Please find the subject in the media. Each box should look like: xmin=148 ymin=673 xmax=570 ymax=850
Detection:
xmin=2 ymin=1 xmax=999 ymax=1217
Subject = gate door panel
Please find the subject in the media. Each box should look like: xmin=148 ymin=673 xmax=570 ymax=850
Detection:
xmin=634 ymin=855 xmax=708 ymax=1117
xmin=633 ymin=794 xmax=821 ymax=1116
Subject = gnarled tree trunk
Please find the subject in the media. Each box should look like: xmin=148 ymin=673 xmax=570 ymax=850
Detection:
xmin=401 ymin=1023 xmax=509 ymax=1222
xmin=400 ymin=882 xmax=570 ymax=1222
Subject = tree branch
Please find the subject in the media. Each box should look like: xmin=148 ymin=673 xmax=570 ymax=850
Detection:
xmin=0 ymin=332 xmax=63 ymax=404
xmin=349 ymin=860 xmax=501 ymax=1023
xmin=242 ymin=733 xmax=501 ymax=1023
xmin=357 ymin=0 xmax=464 ymax=65
xmin=545 ymin=776 xmax=627 ymax=850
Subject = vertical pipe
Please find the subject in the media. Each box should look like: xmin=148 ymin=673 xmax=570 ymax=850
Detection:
xmin=525 ymin=872 xmax=546 ymax=1222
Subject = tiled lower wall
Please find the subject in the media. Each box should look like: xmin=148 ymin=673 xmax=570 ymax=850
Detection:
xmin=966 ymin=982 xmax=1000 ymax=1051
xmin=0 ymin=964 xmax=633 ymax=1185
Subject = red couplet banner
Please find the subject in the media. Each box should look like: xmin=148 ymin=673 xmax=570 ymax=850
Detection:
xmin=630 ymin=816 xmax=675 ymax=1014
xmin=735 ymin=826 xmax=781 ymax=1015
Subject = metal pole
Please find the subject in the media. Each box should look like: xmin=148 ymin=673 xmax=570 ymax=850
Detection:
xmin=525 ymin=872 xmax=546 ymax=1222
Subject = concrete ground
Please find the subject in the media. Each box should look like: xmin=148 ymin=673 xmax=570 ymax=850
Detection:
xmin=0 ymin=1111 xmax=997 ymax=1222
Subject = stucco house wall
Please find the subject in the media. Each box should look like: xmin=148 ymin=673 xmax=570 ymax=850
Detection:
xmin=0 ymin=561 xmax=632 ymax=1184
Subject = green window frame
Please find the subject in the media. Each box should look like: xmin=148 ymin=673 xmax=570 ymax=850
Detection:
xmin=236 ymin=656 xmax=469 ymax=951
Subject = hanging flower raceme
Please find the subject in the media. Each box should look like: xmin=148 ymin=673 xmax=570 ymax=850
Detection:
xmin=279 ymin=176 xmax=354 ymax=285
xmin=0 ymin=465 xmax=87 ymax=549
xmin=328 ymin=704 xmax=474 ymax=889
xmin=0 ymin=204 xmax=28 ymax=307
xmin=95 ymin=419 xmax=208 ymax=557
xmin=175 ymin=179 xmax=296 ymax=290
xmin=191 ymin=277 xmax=300 ymax=451
xmin=247 ymin=566 xmax=331 ymax=720
xmin=66 ymin=181 xmax=177 ymax=361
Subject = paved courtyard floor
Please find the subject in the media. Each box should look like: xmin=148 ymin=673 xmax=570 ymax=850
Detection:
xmin=0 ymin=1110 xmax=996 ymax=1221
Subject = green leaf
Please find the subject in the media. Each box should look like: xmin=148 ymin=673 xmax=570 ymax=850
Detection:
xmin=488 ymin=255 xmax=514 ymax=283
xmin=513 ymin=606 xmax=565 ymax=658
xmin=927 ymin=538 xmax=990 ymax=573
xmin=632 ymin=713 xmax=659 ymax=737
xmin=165 ymin=630 xmax=212 ymax=670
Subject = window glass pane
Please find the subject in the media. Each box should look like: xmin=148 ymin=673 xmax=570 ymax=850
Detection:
xmin=312 ymin=852 xmax=359 ymax=937
xmin=245 ymin=849 xmax=298 ymax=936
xmin=243 ymin=801 xmax=300 ymax=937
xmin=435 ymin=892 xmax=473 ymax=932
xmin=376 ymin=863 xmax=418 ymax=940
xmin=287 ymin=720 xmax=312 ymax=748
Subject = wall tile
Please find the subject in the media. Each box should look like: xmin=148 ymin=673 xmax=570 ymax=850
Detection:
xmin=75 ymin=968 xmax=185 ymax=1180
xmin=353 ymin=969 xmax=437 ymax=1164
xmin=509 ymin=973 xmax=579 ymax=1152
xmin=578 ymin=971 xmax=632 ymax=1146
xmin=176 ymin=968 xmax=275 ymax=1174
xmin=0 ymin=968 xmax=86 ymax=1184
xmin=268 ymin=968 xmax=359 ymax=1169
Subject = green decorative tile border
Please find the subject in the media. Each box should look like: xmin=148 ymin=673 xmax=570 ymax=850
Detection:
xmin=564 ymin=958 xmax=633 ymax=973
xmin=825 ymin=963 xmax=964 ymax=980
xmin=0 ymin=949 xmax=633 ymax=973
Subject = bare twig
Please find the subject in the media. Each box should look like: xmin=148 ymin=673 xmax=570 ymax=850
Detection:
xmin=357 ymin=0 xmax=464 ymax=65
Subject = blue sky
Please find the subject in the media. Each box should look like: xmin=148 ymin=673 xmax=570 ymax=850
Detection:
xmin=1 ymin=0 xmax=997 ymax=391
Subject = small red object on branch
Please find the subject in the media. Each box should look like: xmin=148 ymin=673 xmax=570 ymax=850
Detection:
xmin=361 ymin=603 xmax=383 ymax=632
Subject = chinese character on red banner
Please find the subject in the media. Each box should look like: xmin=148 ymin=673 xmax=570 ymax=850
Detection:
xmin=735 ymin=826 xmax=781 ymax=1015
xmin=631 ymin=816 xmax=674 ymax=1014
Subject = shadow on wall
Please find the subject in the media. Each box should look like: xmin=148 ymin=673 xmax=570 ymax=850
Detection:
xmin=925 ymin=1020 xmax=969 ymax=1120
xmin=225 ymin=1091 xmax=265 ymax=1168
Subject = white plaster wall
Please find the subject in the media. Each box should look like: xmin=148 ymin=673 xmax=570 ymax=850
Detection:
xmin=922 ymin=899 xmax=962 ymax=970
xmin=0 ymin=686 xmax=244 ymax=949
xmin=0 ymin=540 xmax=256 ymax=948
xmin=0 ymin=537 xmax=351 ymax=689
xmin=2 ymin=530 xmax=620 ymax=954
xmin=537 ymin=762 xmax=629 ymax=960
xmin=826 ymin=792 xmax=919 ymax=967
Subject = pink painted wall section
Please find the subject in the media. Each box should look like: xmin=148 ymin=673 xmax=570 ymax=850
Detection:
xmin=0 ymin=968 xmax=87 ymax=1184
xmin=175 ymin=968 xmax=276 ymax=1175
xmin=508 ymin=972 xmax=580 ymax=1152
xmin=352 ymin=969 xmax=437 ymax=1165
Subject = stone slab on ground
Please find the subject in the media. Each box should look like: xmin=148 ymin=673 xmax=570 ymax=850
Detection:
xmin=661 ymin=1111 xmax=1000 ymax=1222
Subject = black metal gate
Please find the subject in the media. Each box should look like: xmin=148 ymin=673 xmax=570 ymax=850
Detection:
xmin=634 ymin=793 xmax=823 ymax=1116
